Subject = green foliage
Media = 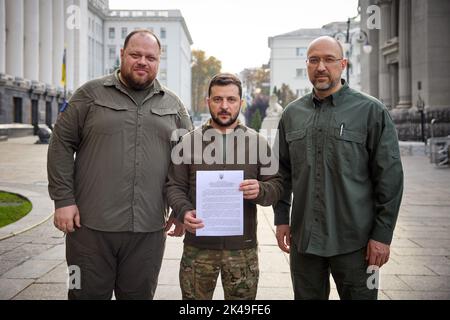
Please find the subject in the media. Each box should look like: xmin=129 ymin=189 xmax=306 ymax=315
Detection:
xmin=276 ymin=83 xmax=297 ymax=108
xmin=0 ymin=191 xmax=32 ymax=228
xmin=249 ymin=109 xmax=262 ymax=132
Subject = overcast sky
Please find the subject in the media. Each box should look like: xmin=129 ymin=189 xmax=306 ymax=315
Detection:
xmin=109 ymin=0 xmax=359 ymax=73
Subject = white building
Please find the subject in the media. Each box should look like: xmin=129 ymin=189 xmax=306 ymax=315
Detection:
xmin=268 ymin=21 xmax=366 ymax=102
xmin=268 ymin=28 xmax=327 ymax=100
xmin=0 ymin=0 xmax=193 ymax=135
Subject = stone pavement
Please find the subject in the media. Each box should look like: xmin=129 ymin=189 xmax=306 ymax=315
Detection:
xmin=0 ymin=136 xmax=449 ymax=300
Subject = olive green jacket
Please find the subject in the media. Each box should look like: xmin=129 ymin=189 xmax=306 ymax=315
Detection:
xmin=274 ymin=80 xmax=404 ymax=257
xmin=47 ymin=71 xmax=193 ymax=232
xmin=166 ymin=121 xmax=284 ymax=250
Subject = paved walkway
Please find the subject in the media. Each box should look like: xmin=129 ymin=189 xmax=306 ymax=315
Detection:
xmin=0 ymin=136 xmax=449 ymax=300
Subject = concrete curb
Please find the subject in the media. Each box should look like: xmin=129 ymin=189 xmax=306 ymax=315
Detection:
xmin=0 ymin=186 xmax=53 ymax=240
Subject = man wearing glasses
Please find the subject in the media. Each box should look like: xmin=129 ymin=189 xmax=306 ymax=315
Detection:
xmin=273 ymin=36 xmax=404 ymax=300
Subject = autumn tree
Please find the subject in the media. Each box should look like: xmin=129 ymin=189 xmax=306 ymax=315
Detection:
xmin=191 ymin=50 xmax=221 ymax=114
xmin=274 ymin=83 xmax=297 ymax=108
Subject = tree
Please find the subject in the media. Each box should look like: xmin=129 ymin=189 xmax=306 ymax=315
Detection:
xmin=191 ymin=50 xmax=221 ymax=115
xmin=275 ymin=83 xmax=297 ymax=108
xmin=249 ymin=109 xmax=262 ymax=132
xmin=241 ymin=66 xmax=270 ymax=98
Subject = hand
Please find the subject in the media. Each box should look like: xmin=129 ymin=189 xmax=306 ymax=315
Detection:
xmin=276 ymin=224 xmax=291 ymax=253
xmin=183 ymin=210 xmax=204 ymax=234
xmin=165 ymin=214 xmax=185 ymax=237
xmin=366 ymin=239 xmax=390 ymax=267
xmin=54 ymin=205 xmax=81 ymax=233
xmin=239 ymin=179 xmax=260 ymax=200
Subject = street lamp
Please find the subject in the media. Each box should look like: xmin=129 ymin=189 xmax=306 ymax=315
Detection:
xmin=416 ymin=81 xmax=426 ymax=143
xmin=334 ymin=17 xmax=372 ymax=85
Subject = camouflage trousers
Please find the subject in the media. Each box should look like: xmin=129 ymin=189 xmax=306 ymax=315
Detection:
xmin=180 ymin=245 xmax=259 ymax=300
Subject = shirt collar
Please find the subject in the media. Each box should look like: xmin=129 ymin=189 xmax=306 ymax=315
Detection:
xmin=202 ymin=118 xmax=246 ymax=133
xmin=310 ymin=79 xmax=349 ymax=107
xmin=103 ymin=70 xmax=165 ymax=96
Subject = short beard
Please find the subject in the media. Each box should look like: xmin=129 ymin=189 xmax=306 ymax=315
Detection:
xmin=313 ymin=77 xmax=339 ymax=92
xmin=120 ymin=69 xmax=153 ymax=90
xmin=210 ymin=111 xmax=240 ymax=128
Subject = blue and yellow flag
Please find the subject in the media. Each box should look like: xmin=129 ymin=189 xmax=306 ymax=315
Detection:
xmin=61 ymin=47 xmax=66 ymax=88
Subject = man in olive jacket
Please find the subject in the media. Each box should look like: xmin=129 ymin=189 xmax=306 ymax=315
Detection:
xmin=166 ymin=73 xmax=283 ymax=300
xmin=274 ymin=36 xmax=404 ymax=300
xmin=47 ymin=30 xmax=192 ymax=299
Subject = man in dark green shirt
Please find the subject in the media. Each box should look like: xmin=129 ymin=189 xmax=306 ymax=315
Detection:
xmin=274 ymin=36 xmax=403 ymax=300
xmin=48 ymin=30 xmax=192 ymax=299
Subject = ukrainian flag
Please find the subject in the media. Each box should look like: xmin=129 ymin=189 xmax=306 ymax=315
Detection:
xmin=61 ymin=47 xmax=66 ymax=88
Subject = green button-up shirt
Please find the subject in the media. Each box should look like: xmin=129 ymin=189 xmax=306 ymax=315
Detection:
xmin=274 ymin=80 xmax=403 ymax=257
xmin=47 ymin=71 xmax=193 ymax=232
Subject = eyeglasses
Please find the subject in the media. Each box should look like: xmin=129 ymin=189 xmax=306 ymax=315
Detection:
xmin=306 ymin=57 xmax=343 ymax=66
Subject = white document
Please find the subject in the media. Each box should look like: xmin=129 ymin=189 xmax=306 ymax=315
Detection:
xmin=196 ymin=170 xmax=244 ymax=236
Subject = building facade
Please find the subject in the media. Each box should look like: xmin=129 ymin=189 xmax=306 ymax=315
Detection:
xmin=268 ymin=21 xmax=366 ymax=104
xmin=360 ymin=0 xmax=450 ymax=140
xmin=0 ymin=0 xmax=193 ymax=135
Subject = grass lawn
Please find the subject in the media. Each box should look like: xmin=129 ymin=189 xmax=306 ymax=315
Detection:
xmin=0 ymin=191 xmax=32 ymax=228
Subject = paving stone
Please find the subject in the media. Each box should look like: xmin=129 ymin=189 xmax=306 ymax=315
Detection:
xmin=256 ymin=287 xmax=294 ymax=300
xmin=12 ymin=283 xmax=67 ymax=300
xmin=0 ymin=279 xmax=33 ymax=300
xmin=411 ymin=238 xmax=450 ymax=248
xmin=391 ymin=247 xmax=450 ymax=256
xmin=0 ymin=243 xmax=53 ymax=262
xmin=391 ymin=238 xmax=421 ymax=248
xmin=0 ymin=259 xmax=22 ymax=276
xmin=0 ymin=241 xmax=24 ymax=253
xmin=258 ymin=272 xmax=292 ymax=288
xmin=36 ymin=262 xmax=67 ymax=284
xmin=389 ymin=255 xmax=450 ymax=266
xmin=153 ymin=285 xmax=182 ymax=300
xmin=398 ymin=275 xmax=450 ymax=291
xmin=379 ymin=263 xmax=435 ymax=276
xmin=32 ymin=244 xmax=65 ymax=260
xmin=424 ymin=264 xmax=450 ymax=276
xmin=378 ymin=274 xmax=412 ymax=290
xmin=2 ymin=259 xmax=61 ymax=279
xmin=384 ymin=290 xmax=450 ymax=300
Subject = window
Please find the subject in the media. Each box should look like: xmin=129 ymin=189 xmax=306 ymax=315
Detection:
xmin=161 ymin=45 xmax=167 ymax=58
xmin=109 ymin=27 xmax=115 ymax=39
xmin=296 ymin=68 xmax=306 ymax=78
xmin=109 ymin=46 xmax=115 ymax=59
xmin=296 ymin=47 xmax=307 ymax=58
xmin=160 ymin=28 xmax=166 ymax=39
xmin=121 ymin=27 xmax=127 ymax=39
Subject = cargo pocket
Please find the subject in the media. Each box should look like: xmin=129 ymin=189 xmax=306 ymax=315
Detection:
xmin=286 ymin=129 xmax=307 ymax=164
xmin=331 ymin=127 xmax=367 ymax=172
xmin=91 ymin=100 xmax=128 ymax=135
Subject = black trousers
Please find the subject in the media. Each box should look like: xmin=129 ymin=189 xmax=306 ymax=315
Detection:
xmin=66 ymin=226 xmax=166 ymax=300
xmin=290 ymin=243 xmax=378 ymax=300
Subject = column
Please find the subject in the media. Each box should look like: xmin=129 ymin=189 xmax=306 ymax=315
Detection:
xmin=24 ymin=0 xmax=39 ymax=81
xmin=64 ymin=0 xmax=75 ymax=91
xmin=53 ymin=0 xmax=64 ymax=88
xmin=396 ymin=0 xmax=412 ymax=108
xmin=0 ymin=0 xmax=6 ymax=73
xmin=5 ymin=0 xmax=24 ymax=78
xmin=73 ymin=0 xmax=88 ymax=88
xmin=378 ymin=0 xmax=392 ymax=107
xmin=39 ymin=0 xmax=53 ymax=85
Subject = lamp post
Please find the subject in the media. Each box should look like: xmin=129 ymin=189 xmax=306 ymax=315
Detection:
xmin=416 ymin=81 xmax=426 ymax=143
xmin=334 ymin=18 xmax=372 ymax=86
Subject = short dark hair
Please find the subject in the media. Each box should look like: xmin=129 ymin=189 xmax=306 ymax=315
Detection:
xmin=123 ymin=29 xmax=161 ymax=52
xmin=208 ymin=73 xmax=242 ymax=98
